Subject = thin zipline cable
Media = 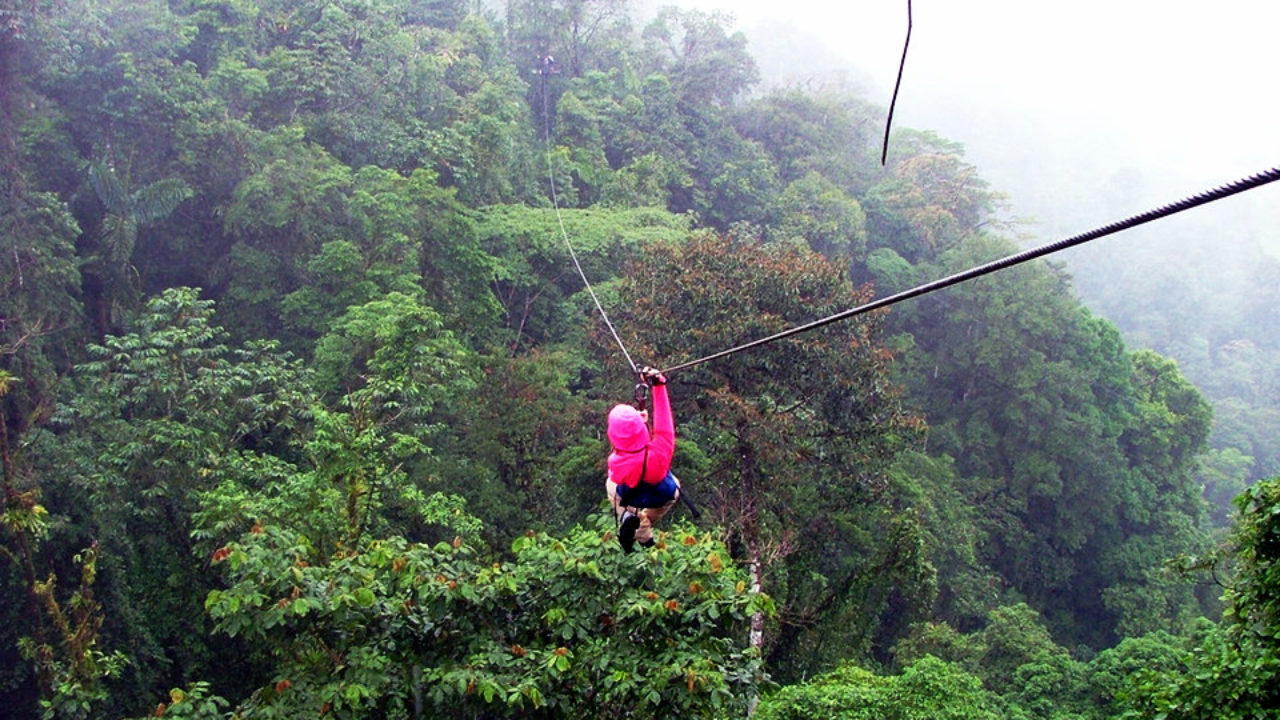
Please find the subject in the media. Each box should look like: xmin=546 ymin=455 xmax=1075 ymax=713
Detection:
xmin=662 ymin=165 xmax=1280 ymax=375
xmin=539 ymin=68 xmax=640 ymax=376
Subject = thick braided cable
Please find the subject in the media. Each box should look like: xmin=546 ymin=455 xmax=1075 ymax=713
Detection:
xmin=662 ymin=166 xmax=1280 ymax=375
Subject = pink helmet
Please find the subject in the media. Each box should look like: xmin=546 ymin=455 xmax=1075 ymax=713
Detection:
xmin=607 ymin=404 xmax=648 ymax=452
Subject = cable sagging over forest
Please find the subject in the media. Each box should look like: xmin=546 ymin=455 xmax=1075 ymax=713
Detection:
xmin=539 ymin=70 xmax=639 ymax=376
xmin=662 ymin=165 xmax=1280 ymax=374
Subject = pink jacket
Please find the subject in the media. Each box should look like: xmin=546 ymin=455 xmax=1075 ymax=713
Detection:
xmin=606 ymin=384 xmax=674 ymax=489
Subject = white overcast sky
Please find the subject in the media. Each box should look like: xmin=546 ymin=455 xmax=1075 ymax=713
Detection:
xmin=672 ymin=0 xmax=1280 ymax=237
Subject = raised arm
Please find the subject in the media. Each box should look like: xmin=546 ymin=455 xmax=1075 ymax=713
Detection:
xmin=645 ymin=371 xmax=674 ymax=481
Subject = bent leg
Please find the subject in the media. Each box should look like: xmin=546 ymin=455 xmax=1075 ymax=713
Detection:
xmin=635 ymin=476 xmax=681 ymax=544
xmin=607 ymin=478 xmax=642 ymax=552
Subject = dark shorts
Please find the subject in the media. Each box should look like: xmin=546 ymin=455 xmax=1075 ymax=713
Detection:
xmin=618 ymin=471 xmax=679 ymax=508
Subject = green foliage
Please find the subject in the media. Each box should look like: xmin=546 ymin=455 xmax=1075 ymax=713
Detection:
xmin=974 ymin=604 xmax=1076 ymax=695
xmin=894 ymin=604 xmax=1068 ymax=694
xmin=698 ymin=132 xmax=779 ymax=229
xmin=224 ymin=127 xmax=353 ymax=253
xmin=889 ymin=235 xmax=1213 ymax=644
xmin=734 ymin=90 xmax=880 ymax=191
xmin=432 ymin=349 xmax=588 ymax=544
xmin=478 ymin=203 xmax=689 ymax=351
xmin=312 ymin=291 xmax=474 ymax=410
xmin=1123 ymin=350 xmax=1212 ymax=480
xmin=216 ymin=128 xmax=354 ymax=339
xmin=195 ymin=288 xmax=479 ymax=554
xmin=769 ymin=171 xmax=868 ymax=258
xmin=1125 ymin=479 xmax=1280 ymax=719
xmin=865 ymin=247 xmax=916 ymax=295
xmin=191 ymin=410 xmax=482 ymax=567
xmin=38 ymin=288 xmax=310 ymax=710
xmin=640 ymin=7 xmax=758 ymax=109
xmin=755 ymin=655 xmax=1000 ymax=720
xmin=505 ymin=0 xmax=632 ymax=81
xmin=0 ymin=183 xmax=85 ymax=715
xmin=887 ymin=451 xmax=1000 ymax=627
xmin=1212 ymin=397 xmax=1280 ymax=497
xmin=1223 ymin=480 xmax=1280 ymax=657
xmin=202 ymin=514 xmax=767 ymax=718
xmin=539 ymin=67 xmax=700 ymax=213
xmin=1197 ymin=447 xmax=1253 ymax=527
xmin=221 ymin=136 xmax=494 ymax=346
xmin=0 ymin=189 xmax=82 ymax=418
xmin=86 ymin=160 xmax=192 ymax=265
xmin=864 ymin=133 xmax=1002 ymax=263
xmin=61 ymin=288 xmax=309 ymax=473
xmin=1086 ymin=628 xmax=1195 ymax=718
xmin=17 ymin=543 xmax=130 ymax=720
xmin=277 ymin=165 xmax=454 ymax=340
xmin=892 ymin=605 xmax=1194 ymax=719
xmin=78 ymin=158 xmax=194 ymax=335
xmin=1071 ymin=217 xmax=1280 ymax=497
xmin=123 ymin=681 xmax=231 ymax=720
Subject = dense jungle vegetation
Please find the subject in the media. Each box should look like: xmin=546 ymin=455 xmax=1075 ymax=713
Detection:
xmin=2 ymin=0 xmax=1278 ymax=718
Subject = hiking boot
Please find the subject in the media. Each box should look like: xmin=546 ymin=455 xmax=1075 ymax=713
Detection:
xmin=638 ymin=538 xmax=655 ymax=549
xmin=618 ymin=511 xmax=639 ymax=553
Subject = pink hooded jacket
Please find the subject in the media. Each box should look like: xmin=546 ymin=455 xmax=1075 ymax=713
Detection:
xmin=606 ymin=384 xmax=674 ymax=489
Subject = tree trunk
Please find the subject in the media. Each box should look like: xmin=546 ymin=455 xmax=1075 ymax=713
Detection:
xmin=747 ymin=546 xmax=764 ymax=716
xmin=748 ymin=549 xmax=765 ymax=652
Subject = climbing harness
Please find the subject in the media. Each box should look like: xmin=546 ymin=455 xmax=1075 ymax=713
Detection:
xmin=660 ymin=165 xmax=1280 ymax=375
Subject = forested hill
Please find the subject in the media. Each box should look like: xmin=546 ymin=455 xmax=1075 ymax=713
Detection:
xmin=2 ymin=2 xmax=1276 ymax=719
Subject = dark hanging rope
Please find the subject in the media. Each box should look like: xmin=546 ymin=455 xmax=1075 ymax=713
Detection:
xmin=661 ymin=165 xmax=1280 ymax=375
xmin=538 ymin=65 xmax=639 ymax=376
xmin=881 ymin=0 xmax=912 ymax=166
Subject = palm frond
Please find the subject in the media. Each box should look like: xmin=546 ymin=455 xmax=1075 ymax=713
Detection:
xmin=87 ymin=161 xmax=129 ymax=214
xmin=131 ymin=178 xmax=193 ymax=224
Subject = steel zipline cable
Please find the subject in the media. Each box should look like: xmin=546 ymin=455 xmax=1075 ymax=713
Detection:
xmin=538 ymin=67 xmax=640 ymax=376
xmin=661 ymin=165 xmax=1280 ymax=375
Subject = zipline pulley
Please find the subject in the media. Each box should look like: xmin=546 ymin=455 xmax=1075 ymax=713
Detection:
xmin=632 ymin=381 xmax=650 ymax=414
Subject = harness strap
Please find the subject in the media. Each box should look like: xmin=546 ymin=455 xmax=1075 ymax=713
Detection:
xmin=617 ymin=447 xmax=649 ymax=518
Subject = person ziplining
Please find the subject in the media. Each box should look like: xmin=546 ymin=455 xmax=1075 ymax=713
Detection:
xmin=603 ymin=367 xmax=681 ymax=552
xmin=536 ymin=59 xmax=691 ymax=551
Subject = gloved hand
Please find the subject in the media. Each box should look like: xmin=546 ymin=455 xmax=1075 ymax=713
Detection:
xmin=640 ymin=366 xmax=666 ymax=386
